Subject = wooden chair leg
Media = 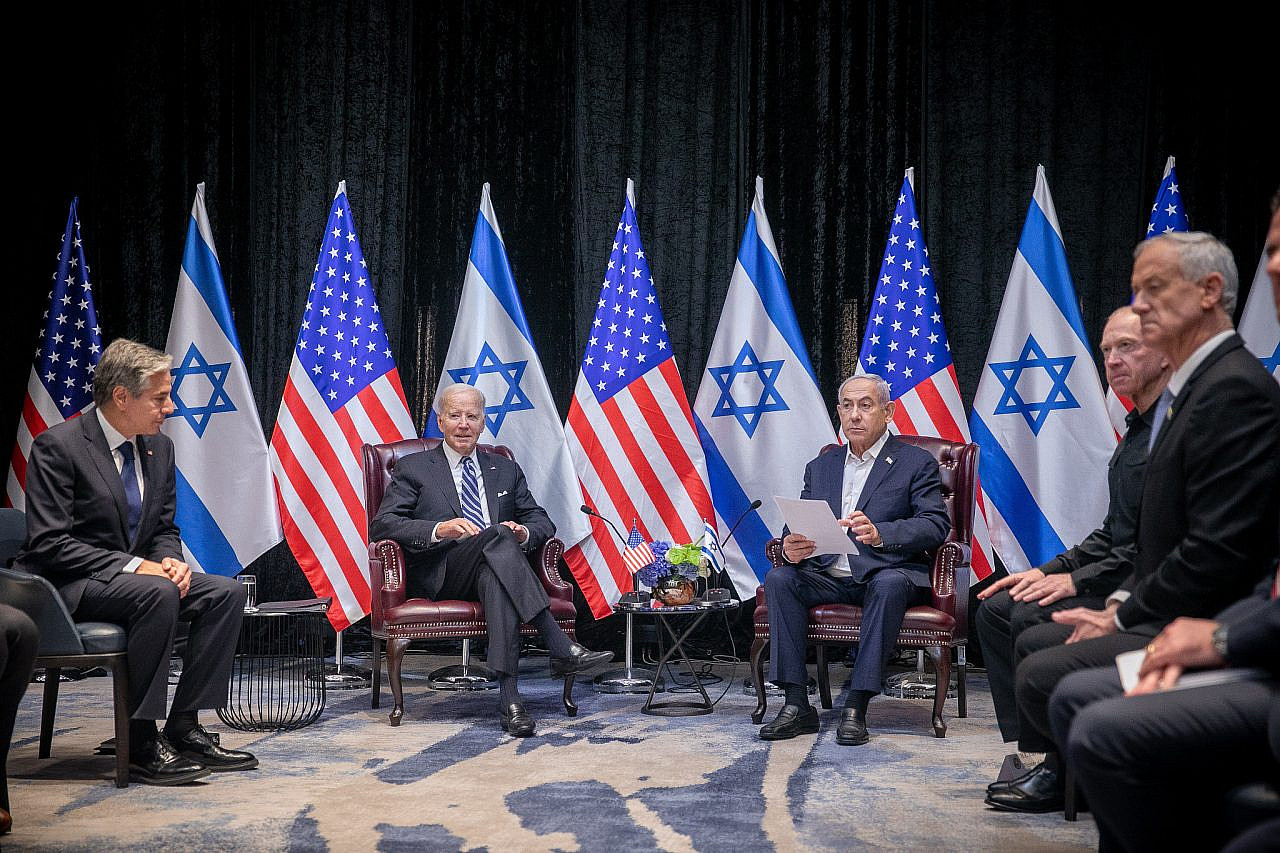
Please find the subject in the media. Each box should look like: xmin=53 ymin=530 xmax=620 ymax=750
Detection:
xmin=926 ymin=645 xmax=949 ymax=738
xmin=386 ymin=637 xmax=410 ymax=727
xmin=39 ymin=667 xmax=61 ymax=759
xmin=111 ymin=658 xmax=130 ymax=788
xmin=371 ymin=636 xmax=383 ymax=709
xmin=815 ymin=645 xmax=833 ymax=709
xmin=562 ymin=674 xmax=577 ymax=717
xmin=956 ymin=644 xmax=968 ymax=718
xmin=749 ymin=638 xmax=769 ymax=724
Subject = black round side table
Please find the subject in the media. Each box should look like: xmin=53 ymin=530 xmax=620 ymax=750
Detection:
xmin=217 ymin=602 xmax=328 ymax=732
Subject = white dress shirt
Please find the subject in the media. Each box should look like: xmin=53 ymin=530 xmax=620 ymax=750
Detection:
xmin=826 ymin=430 xmax=890 ymax=578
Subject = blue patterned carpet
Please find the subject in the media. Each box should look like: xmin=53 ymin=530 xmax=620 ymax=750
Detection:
xmin=7 ymin=653 xmax=1098 ymax=851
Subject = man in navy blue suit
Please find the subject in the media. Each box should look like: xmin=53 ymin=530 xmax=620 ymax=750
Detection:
xmin=760 ymin=374 xmax=950 ymax=746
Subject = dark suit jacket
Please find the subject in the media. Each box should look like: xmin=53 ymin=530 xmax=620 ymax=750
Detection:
xmin=791 ymin=435 xmax=950 ymax=587
xmin=368 ymin=445 xmax=554 ymax=599
xmin=1116 ymin=334 xmax=1280 ymax=630
xmin=13 ymin=408 xmax=183 ymax=612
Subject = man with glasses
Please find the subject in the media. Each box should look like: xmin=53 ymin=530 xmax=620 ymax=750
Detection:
xmin=370 ymin=383 xmax=612 ymax=737
xmin=759 ymin=374 xmax=950 ymax=746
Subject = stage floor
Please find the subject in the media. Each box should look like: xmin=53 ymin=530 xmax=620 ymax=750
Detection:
xmin=6 ymin=650 xmax=1097 ymax=851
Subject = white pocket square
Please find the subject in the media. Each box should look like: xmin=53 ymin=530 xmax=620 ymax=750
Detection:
xmin=497 ymin=490 xmax=509 ymax=497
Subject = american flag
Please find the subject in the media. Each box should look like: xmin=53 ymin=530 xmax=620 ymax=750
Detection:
xmin=5 ymin=199 xmax=102 ymax=510
xmin=856 ymin=170 xmax=995 ymax=580
xmin=1109 ymin=156 xmax=1190 ymax=434
xmin=564 ymin=180 xmax=715 ymax=617
xmin=270 ymin=181 xmax=416 ymax=630
xmin=621 ymin=523 xmax=656 ymax=574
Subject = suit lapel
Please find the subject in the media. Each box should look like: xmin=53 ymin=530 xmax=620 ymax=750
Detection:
xmin=478 ymin=452 xmax=501 ymax=523
xmin=81 ymin=410 xmax=131 ymax=542
xmin=855 ymin=436 xmax=899 ymax=511
xmin=427 ymin=445 xmax=465 ymax=516
xmin=1151 ymin=335 xmax=1242 ymax=458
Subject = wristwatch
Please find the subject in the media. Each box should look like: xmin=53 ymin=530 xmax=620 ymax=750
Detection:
xmin=1210 ymin=624 xmax=1229 ymax=659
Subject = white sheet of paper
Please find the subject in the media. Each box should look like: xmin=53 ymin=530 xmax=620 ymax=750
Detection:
xmin=1115 ymin=648 xmax=1268 ymax=694
xmin=773 ymin=497 xmax=859 ymax=557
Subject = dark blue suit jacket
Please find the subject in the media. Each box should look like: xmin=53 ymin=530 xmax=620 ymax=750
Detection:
xmin=792 ymin=435 xmax=950 ymax=587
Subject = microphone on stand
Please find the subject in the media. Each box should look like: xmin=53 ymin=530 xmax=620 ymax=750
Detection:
xmin=580 ymin=505 xmax=648 ymax=605
xmin=580 ymin=504 xmax=628 ymax=546
xmin=701 ymin=499 xmax=763 ymax=604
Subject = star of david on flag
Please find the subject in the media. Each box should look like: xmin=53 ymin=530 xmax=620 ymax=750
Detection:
xmin=694 ymin=176 xmax=835 ymax=593
xmin=5 ymin=198 xmax=102 ymax=510
xmin=426 ymin=183 xmax=590 ymax=551
xmin=163 ymin=183 xmax=281 ymax=576
xmin=970 ymin=166 xmax=1114 ymax=574
xmin=565 ymin=179 xmax=715 ymax=616
xmin=856 ymin=168 xmax=996 ymax=580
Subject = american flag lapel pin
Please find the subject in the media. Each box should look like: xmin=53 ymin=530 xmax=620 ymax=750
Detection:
xmin=885 ymin=456 xmax=894 ymax=465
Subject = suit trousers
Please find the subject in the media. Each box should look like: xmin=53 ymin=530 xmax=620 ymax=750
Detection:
xmin=766 ymin=564 xmax=926 ymax=695
xmin=1012 ymin=625 xmax=1149 ymax=753
xmin=71 ymin=571 xmax=244 ymax=721
xmin=1 ymin=603 xmax=39 ymax=812
xmin=435 ymin=526 xmax=550 ymax=677
xmin=1049 ymin=665 xmax=1279 ymax=853
xmin=975 ymin=589 xmax=1108 ymax=742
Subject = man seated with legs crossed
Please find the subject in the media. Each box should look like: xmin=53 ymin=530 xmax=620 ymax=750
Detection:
xmin=760 ymin=374 xmax=950 ymax=746
xmin=13 ymin=338 xmax=254 ymax=785
xmin=370 ymin=383 xmax=612 ymax=738
xmin=977 ymin=305 xmax=1168 ymax=784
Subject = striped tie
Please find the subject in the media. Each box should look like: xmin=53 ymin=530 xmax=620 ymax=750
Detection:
xmin=460 ymin=456 xmax=487 ymax=529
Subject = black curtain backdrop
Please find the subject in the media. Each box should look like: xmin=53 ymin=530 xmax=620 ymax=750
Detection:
xmin=8 ymin=2 xmax=1275 ymax=625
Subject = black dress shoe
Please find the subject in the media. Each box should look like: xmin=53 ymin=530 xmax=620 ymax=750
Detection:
xmin=500 ymin=702 xmax=536 ymax=737
xmin=985 ymin=762 xmax=1064 ymax=813
xmin=129 ymin=733 xmax=212 ymax=786
xmin=986 ymin=760 xmax=1041 ymax=794
xmin=835 ymin=707 xmax=870 ymax=746
xmin=759 ymin=704 xmax=820 ymax=740
xmin=169 ymin=725 xmax=258 ymax=771
xmin=549 ymin=643 xmax=614 ymax=676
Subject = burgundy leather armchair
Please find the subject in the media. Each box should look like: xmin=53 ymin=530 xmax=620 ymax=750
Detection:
xmin=362 ymin=438 xmax=579 ymax=726
xmin=749 ymin=435 xmax=979 ymax=738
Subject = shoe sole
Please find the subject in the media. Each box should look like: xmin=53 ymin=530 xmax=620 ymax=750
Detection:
xmin=129 ymin=765 xmax=213 ymax=786
xmin=550 ymin=656 xmax=614 ymax=677
xmin=501 ymin=722 xmax=535 ymax=737
xmin=179 ymin=753 xmax=258 ymax=772
xmin=835 ymin=733 xmax=869 ymax=746
xmin=983 ymin=796 xmax=1064 ymax=814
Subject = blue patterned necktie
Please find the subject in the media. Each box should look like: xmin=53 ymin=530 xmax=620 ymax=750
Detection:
xmin=459 ymin=456 xmax=487 ymax=529
xmin=118 ymin=441 xmax=143 ymax=543
xmin=1147 ymin=389 xmax=1174 ymax=452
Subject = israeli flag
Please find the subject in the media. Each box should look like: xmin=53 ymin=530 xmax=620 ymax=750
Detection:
xmin=700 ymin=518 xmax=725 ymax=577
xmin=162 ymin=183 xmax=282 ymax=575
xmin=426 ymin=184 xmax=591 ymax=548
xmin=1239 ymin=244 xmax=1280 ymax=384
xmin=969 ymin=166 xmax=1115 ymax=574
xmin=693 ymin=177 xmax=836 ymax=594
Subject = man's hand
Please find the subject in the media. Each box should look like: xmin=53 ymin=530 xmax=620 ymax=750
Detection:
xmin=136 ymin=558 xmax=191 ymax=598
xmin=1011 ymin=572 xmax=1076 ymax=606
xmin=1052 ymin=603 xmax=1119 ymax=644
xmin=437 ymin=518 xmax=484 ymax=540
xmin=499 ymin=520 xmax=528 ymax=544
xmin=976 ymin=568 xmax=1045 ymax=600
xmin=1128 ymin=618 xmax=1223 ymax=696
xmin=841 ymin=511 xmax=882 ymax=546
xmin=782 ymin=532 xmax=817 ymax=564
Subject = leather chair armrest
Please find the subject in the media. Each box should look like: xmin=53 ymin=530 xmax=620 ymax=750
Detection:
xmin=766 ymin=537 xmax=784 ymax=568
xmin=370 ymin=540 xmax=407 ymax=628
xmin=929 ymin=540 xmax=971 ymax=627
xmin=535 ymin=537 xmax=570 ymax=601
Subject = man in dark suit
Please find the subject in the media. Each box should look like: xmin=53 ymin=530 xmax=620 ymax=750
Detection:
xmin=759 ymin=374 xmax=950 ymax=746
xmin=12 ymin=339 xmax=255 ymax=785
xmin=986 ymin=231 xmax=1280 ymax=813
xmin=976 ymin=305 xmax=1168 ymax=743
xmin=370 ymin=383 xmax=612 ymax=737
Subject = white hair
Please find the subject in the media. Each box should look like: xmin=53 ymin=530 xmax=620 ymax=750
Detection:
xmin=1134 ymin=231 xmax=1239 ymax=314
xmin=837 ymin=373 xmax=892 ymax=405
xmin=434 ymin=383 xmax=485 ymax=414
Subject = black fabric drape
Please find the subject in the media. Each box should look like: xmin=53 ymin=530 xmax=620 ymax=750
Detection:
xmin=7 ymin=1 xmax=1276 ymax=615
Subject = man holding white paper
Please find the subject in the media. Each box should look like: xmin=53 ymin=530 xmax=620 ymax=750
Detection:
xmin=760 ymin=375 xmax=949 ymax=746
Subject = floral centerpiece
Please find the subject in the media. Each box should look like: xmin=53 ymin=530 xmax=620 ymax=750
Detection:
xmin=635 ymin=540 xmax=711 ymax=605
